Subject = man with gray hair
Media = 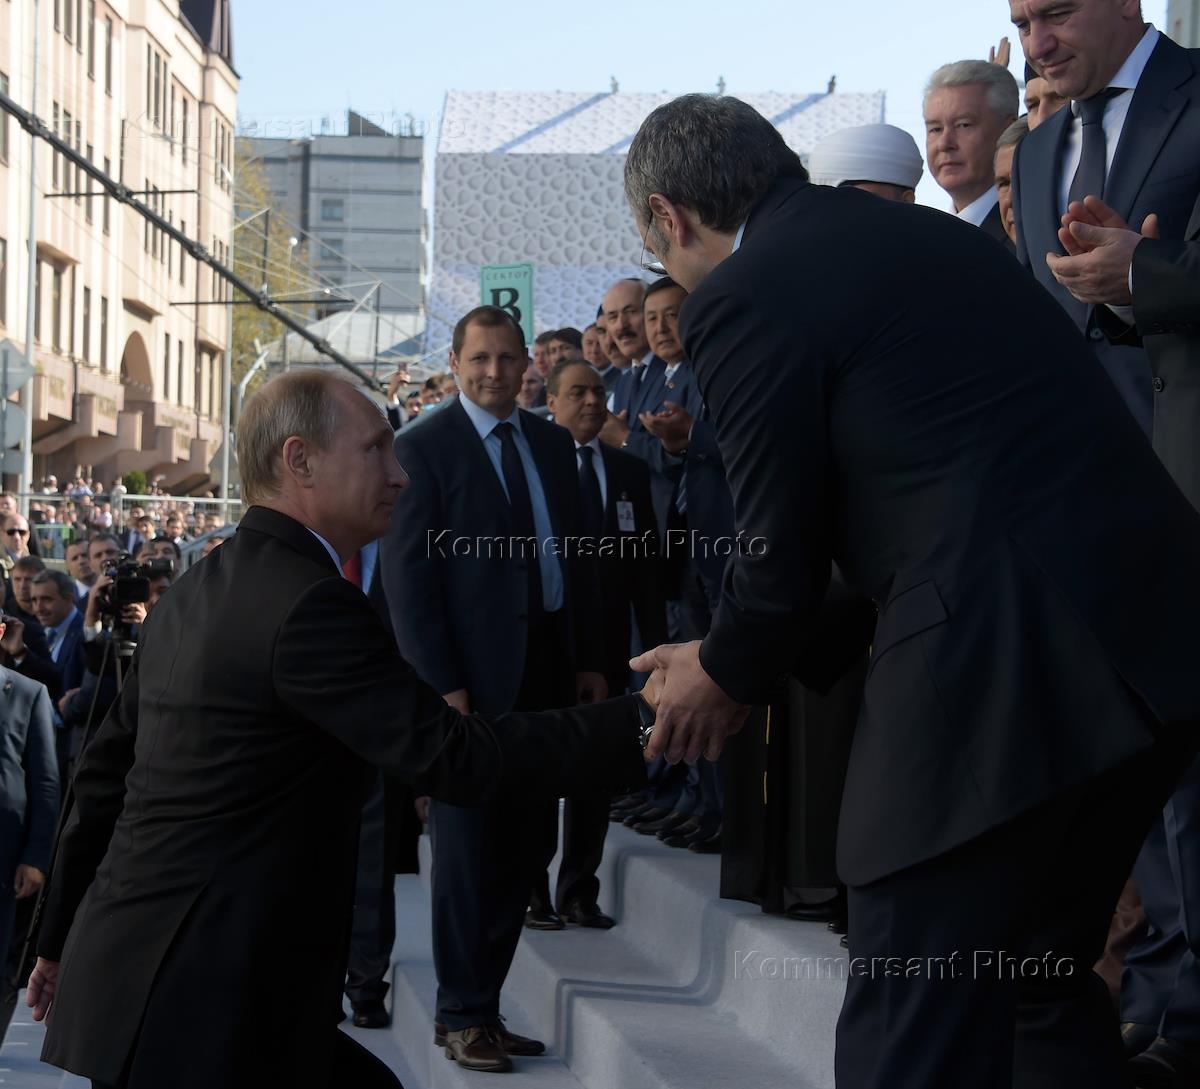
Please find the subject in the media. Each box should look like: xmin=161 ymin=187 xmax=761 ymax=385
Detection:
xmin=26 ymin=369 xmax=651 ymax=1088
xmin=924 ymin=58 xmax=1019 ymax=247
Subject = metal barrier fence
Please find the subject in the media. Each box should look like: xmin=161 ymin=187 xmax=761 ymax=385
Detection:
xmin=15 ymin=492 xmax=243 ymax=560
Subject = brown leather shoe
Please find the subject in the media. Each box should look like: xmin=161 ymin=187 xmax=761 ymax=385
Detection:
xmin=443 ymin=1024 xmax=512 ymax=1073
xmin=435 ymin=1017 xmax=545 ymax=1057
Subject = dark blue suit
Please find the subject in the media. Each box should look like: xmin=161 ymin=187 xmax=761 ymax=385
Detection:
xmin=381 ymin=397 xmax=605 ymax=1031
xmin=0 ymin=666 xmax=58 ymax=968
xmin=1012 ymin=32 xmax=1200 ymax=434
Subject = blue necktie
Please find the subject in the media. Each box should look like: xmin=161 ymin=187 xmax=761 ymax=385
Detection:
xmin=1068 ymin=88 xmax=1122 ymax=207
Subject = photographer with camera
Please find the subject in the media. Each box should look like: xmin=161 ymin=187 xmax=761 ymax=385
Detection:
xmin=60 ymin=556 xmax=174 ymax=766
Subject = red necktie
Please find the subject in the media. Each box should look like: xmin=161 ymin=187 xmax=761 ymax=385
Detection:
xmin=341 ymin=550 xmax=362 ymax=588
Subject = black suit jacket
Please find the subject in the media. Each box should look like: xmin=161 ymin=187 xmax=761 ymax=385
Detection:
xmin=382 ymin=398 xmax=604 ymax=715
xmin=681 ymin=178 xmax=1200 ymax=887
xmin=592 ymin=444 xmax=668 ymax=693
xmin=1013 ymin=33 xmax=1200 ymax=432
xmin=1099 ymin=189 xmax=1200 ymax=511
xmin=37 ymin=506 xmax=642 ymax=1087
xmin=0 ymin=666 xmax=58 ymax=883
xmin=979 ymin=200 xmax=1016 ymax=255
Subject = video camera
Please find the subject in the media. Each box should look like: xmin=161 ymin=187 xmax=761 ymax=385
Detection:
xmin=96 ymin=554 xmax=172 ymax=619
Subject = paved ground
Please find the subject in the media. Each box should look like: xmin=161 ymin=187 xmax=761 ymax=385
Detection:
xmin=0 ymin=998 xmax=84 ymax=1088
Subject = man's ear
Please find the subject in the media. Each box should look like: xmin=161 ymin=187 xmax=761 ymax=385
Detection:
xmin=648 ymin=193 xmax=688 ymax=249
xmin=280 ymin=435 xmax=316 ymax=489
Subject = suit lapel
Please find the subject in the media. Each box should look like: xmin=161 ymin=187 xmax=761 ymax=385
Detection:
xmin=1105 ymin=38 xmax=1191 ymax=221
xmin=631 ymin=358 xmax=667 ymax=423
xmin=1025 ymin=105 xmax=1072 ymax=257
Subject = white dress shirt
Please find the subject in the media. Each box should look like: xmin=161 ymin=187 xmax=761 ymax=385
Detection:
xmin=307 ymin=528 xmax=342 ymax=571
xmin=574 ymin=436 xmax=608 ymax=510
xmin=1058 ymin=25 xmax=1160 ymax=215
xmin=957 ymin=186 xmax=999 ymax=227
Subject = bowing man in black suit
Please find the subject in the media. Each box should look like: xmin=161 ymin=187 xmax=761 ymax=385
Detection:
xmin=546 ymin=359 xmax=668 ymax=925
xmin=26 ymin=370 xmax=647 ymax=1089
xmin=1010 ymin=6 xmax=1200 ymax=436
xmin=1046 ymin=187 xmax=1200 ymax=1085
xmin=922 ymin=59 xmax=1019 ymax=252
xmin=381 ymin=307 xmax=611 ymax=1073
xmin=625 ymin=94 xmax=1200 ymax=1089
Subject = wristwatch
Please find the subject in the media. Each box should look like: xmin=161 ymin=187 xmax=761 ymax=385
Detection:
xmin=634 ymin=692 xmax=656 ymax=750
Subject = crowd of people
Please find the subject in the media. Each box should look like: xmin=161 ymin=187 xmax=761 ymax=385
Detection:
xmin=4 ymin=3 xmax=1200 ymax=1088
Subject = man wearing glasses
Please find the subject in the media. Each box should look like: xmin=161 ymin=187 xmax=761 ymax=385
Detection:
xmin=3 ymin=514 xmax=32 ymax=564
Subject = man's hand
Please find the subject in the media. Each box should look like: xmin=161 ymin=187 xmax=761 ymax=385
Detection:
xmin=639 ymin=401 xmax=692 ymax=455
xmin=387 ymin=368 xmax=410 ymax=402
xmin=0 ymin=614 xmax=26 ymax=658
xmin=27 ymin=957 xmax=59 ymax=1021
xmin=1047 ymin=196 xmax=1160 ymax=305
xmin=598 ymin=410 xmax=631 ymax=448
xmin=442 ymin=689 xmax=470 ymax=715
xmin=121 ymin=602 xmax=148 ymax=626
xmin=629 ymin=641 xmax=749 ymax=764
xmin=14 ymin=864 xmax=45 ymax=899
xmin=988 ymin=37 xmax=1012 ymax=68
xmin=576 ymin=671 xmax=608 ymax=705
xmin=85 ymin=574 xmax=113 ymax=627
xmin=58 ymin=688 xmax=79 ymax=716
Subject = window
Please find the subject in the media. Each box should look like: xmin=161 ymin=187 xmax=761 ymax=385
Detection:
xmin=87 ymin=2 xmax=96 ymax=77
xmin=76 ymin=0 xmax=83 ymax=52
xmin=318 ymin=237 xmax=343 ymax=265
xmin=64 ymin=0 xmax=73 ymax=42
xmin=170 ymin=85 xmax=176 ymax=152
xmin=85 ymin=143 xmax=94 ymax=222
xmin=69 ymin=270 xmax=76 ymax=354
xmin=102 ymin=156 xmax=111 ymax=233
xmin=104 ymin=18 xmax=113 ymax=95
xmin=181 ymin=98 xmax=189 ymax=164
xmin=52 ymin=103 xmax=59 ymax=188
xmin=163 ymin=333 xmax=171 ymax=401
xmin=52 ymin=268 xmax=63 ymax=352
xmin=321 ymin=199 xmax=344 ymax=222
xmin=63 ymin=111 xmax=73 ymax=194
xmin=177 ymin=339 xmax=184 ymax=405
xmin=144 ymin=177 xmax=151 ymax=252
xmin=0 ymin=73 xmax=8 ymax=163
xmin=146 ymin=46 xmax=151 ymax=120
xmin=153 ymin=53 xmax=161 ymax=128
xmin=74 ymin=119 xmax=82 ymax=203
xmin=0 ymin=238 xmax=7 ymax=328
xmin=167 ymin=211 xmax=174 ymax=276
xmin=99 ymin=296 xmax=108 ymax=371
xmin=55 ymin=0 xmax=61 ymax=31
xmin=82 ymin=287 xmax=91 ymax=362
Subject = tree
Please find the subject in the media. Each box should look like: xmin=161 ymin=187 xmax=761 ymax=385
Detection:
xmin=230 ymin=144 xmax=314 ymax=394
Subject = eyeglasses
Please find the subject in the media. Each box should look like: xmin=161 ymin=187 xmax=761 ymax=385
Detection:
xmin=5 ymin=528 xmax=29 ymax=537
xmin=639 ymin=208 xmax=668 ymax=277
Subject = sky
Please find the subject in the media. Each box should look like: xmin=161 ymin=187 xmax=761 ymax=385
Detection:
xmin=232 ymin=0 xmax=1173 ymax=209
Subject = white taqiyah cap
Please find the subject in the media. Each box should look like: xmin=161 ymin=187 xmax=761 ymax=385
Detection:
xmin=808 ymin=124 xmax=924 ymax=190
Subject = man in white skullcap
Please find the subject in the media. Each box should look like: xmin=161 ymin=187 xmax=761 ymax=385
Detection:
xmin=807 ymin=123 xmax=924 ymax=204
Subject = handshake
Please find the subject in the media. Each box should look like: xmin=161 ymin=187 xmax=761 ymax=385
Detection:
xmin=631 ymin=640 xmax=750 ymax=764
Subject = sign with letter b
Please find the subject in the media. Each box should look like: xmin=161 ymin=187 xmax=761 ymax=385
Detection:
xmin=480 ymin=264 xmax=534 ymax=348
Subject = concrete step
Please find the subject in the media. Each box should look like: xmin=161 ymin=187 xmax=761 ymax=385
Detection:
xmin=393 ymin=818 xmax=844 ymax=1089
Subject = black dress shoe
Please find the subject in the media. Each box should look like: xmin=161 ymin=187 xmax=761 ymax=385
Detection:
xmin=524 ymin=907 xmax=566 ymax=930
xmin=564 ymin=902 xmax=616 ymax=929
xmin=658 ymin=817 xmax=700 ymax=842
xmin=663 ymin=821 xmax=719 ymax=849
xmin=1127 ymin=1035 xmax=1200 ymax=1088
xmin=350 ymin=997 xmax=391 ymax=1028
xmin=624 ymin=805 xmax=673 ymax=830
xmin=827 ymin=914 xmax=848 ymax=935
xmin=635 ymin=809 xmax=691 ymax=836
xmin=1122 ymin=1021 xmax=1159 ymax=1059
xmin=786 ymin=891 xmax=845 ymax=923
xmin=688 ymin=827 xmax=722 ymax=853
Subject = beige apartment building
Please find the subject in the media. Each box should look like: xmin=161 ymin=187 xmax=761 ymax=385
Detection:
xmin=0 ymin=0 xmax=236 ymax=492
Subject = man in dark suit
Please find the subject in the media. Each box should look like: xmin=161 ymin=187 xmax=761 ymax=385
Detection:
xmin=382 ymin=307 xmax=610 ymax=1073
xmin=923 ymin=59 xmax=1018 ymax=250
xmin=0 ymin=653 xmax=58 ymax=975
xmin=1010 ymin=3 xmax=1200 ymax=434
xmin=26 ymin=369 xmax=647 ymax=1089
xmin=625 ymin=93 xmax=1200 ymax=1089
xmin=1045 ymin=188 xmax=1200 ymax=1086
xmin=546 ymin=358 xmax=668 ymax=925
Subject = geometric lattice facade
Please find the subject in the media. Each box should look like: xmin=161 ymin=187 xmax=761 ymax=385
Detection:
xmin=428 ymin=89 xmax=886 ymax=352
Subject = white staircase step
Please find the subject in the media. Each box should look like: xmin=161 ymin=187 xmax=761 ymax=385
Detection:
xmin=392 ymin=819 xmax=844 ymax=1088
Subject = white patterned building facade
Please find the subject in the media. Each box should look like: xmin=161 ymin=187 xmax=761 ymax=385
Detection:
xmin=428 ymin=89 xmax=886 ymax=353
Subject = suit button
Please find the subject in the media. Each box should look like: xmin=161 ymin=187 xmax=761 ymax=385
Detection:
xmin=1088 ymin=328 xmax=1104 ymax=341
xmin=1153 ymin=377 xmax=1165 ymax=393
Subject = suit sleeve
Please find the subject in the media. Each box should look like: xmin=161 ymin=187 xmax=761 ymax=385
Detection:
xmin=20 ymin=685 xmax=60 ymax=872
xmin=38 ymin=661 xmax=141 ymax=960
xmin=381 ymin=437 xmax=464 ymax=696
xmin=1132 ymin=237 xmax=1200 ymax=332
xmin=273 ymin=577 xmax=646 ymax=802
xmin=684 ymin=283 xmax=833 ymax=706
xmin=14 ymin=646 xmax=62 ymax=698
